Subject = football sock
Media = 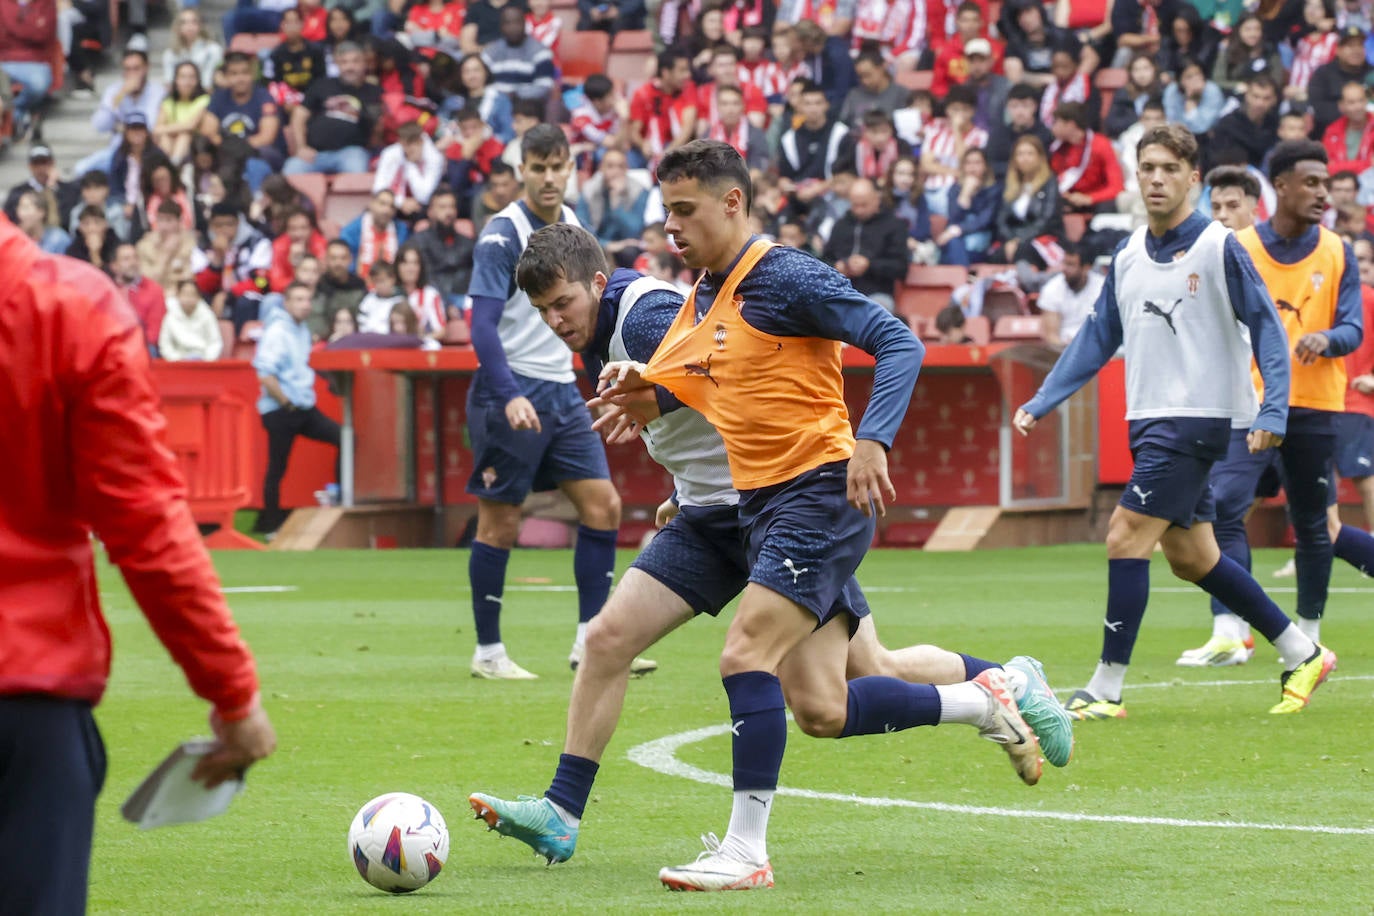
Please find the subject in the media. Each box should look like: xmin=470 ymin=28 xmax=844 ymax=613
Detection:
xmin=720 ymin=672 xmax=786 ymax=864
xmin=1293 ymin=543 xmax=1332 ymax=624
xmin=839 ymin=677 xmax=942 ymax=736
xmin=574 ymin=525 xmax=618 ymax=624
xmin=1295 ymin=617 xmax=1321 ymax=644
xmin=474 ymin=641 xmax=507 ymax=663
xmin=545 ymin=753 xmax=599 ymax=823
xmin=574 ymin=622 xmax=588 ymax=649
xmin=470 ymin=541 xmax=509 ymax=647
xmin=1085 ymin=662 xmax=1127 ymax=703
xmin=960 ymin=654 xmax=1001 ymax=679
xmin=1195 ymin=555 xmax=1292 ymax=643
xmin=1275 ymin=623 xmax=1319 ymax=670
xmin=1101 ymin=558 xmax=1150 ymax=666
xmin=1334 ymin=524 xmax=1374 ymax=575
xmin=1212 ymin=612 xmax=1245 ymax=642
xmin=935 ymin=681 xmax=991 ymax=726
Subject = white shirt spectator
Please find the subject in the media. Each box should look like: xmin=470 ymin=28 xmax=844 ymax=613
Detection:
xmin=372 ymin=136 xmax=446 ymax=210
xmin=1037 ymin=270 xmax=1104 ymax=344
xmin=158 ymin=296 xmax=223 ymax=360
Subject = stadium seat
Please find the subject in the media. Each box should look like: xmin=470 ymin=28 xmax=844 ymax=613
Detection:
xmin=442 ymin=316 xmax=471 ymax=346
xmin=928 ymin=213 xmax=947 ymax=239
xmin=906 ymin=263 xmax=968 ymax=288
xmin=613 ymin=29 xmax=654 ymax=51
xmin=229 ymin=33 xmax=283 ymax=57
xmin=554 ymin=7 xmax=581 ymax=37
xmin=319 ymin=217 xmax=342 ymax=240
xmin=993 ymin=314 xmax=1043 ymax=340
xmin=895 ymin=70 xmax=933 ymax=92
xmin=896 ymin=283 xmax=953 ymax=320
xmin=323 ymin=176 xmax=375 ymax=227
xmin=330 ymin=172 xmax=375 ymax=194
xmin=606 ymin=50 xmax=654 ymax=91
xmin=561 ymin=31 xmax=611 ymax=83
xmin=965 ymin=314 xmax=991 ymax=346
xmin=1094 ymin=67 xmax=1128 ymax=91
xmin=286 ymin=173 xmax=328 ymax=215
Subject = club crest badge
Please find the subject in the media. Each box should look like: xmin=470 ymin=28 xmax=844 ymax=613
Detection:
xmin=481 ymin=467 xmax=498 ymax=489
xmin=1187 ymin=272 xmax=1200 ymax=296
xmin=1312 ymin=271 xmax=1324 ymax=291
xmin=714 ymin=322 xmax=727 ymax=350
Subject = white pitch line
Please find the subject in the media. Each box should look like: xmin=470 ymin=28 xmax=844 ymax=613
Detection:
xmin=1155 ymin=586 xmax=1374 ymax=594
xmin=1079 ymin=673 xmax=1374 ymax=692
xmin=464 ymin=584 xmax=1374 ymax=595
xmin=223 ymin=586 xmax=299 ymax=594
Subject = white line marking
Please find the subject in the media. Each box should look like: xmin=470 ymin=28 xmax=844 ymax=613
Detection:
xmin=468 ymin=585 xmax=1374 ymax=595
xmin=1078 ymin=674 xmax=1374 ymax=692
xmin=223 ymin=586 xmax=299 ymax=594
xmin=1154 ymin=587 xmax=1374 ymax=594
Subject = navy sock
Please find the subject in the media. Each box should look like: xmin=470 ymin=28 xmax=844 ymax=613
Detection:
xmin=960 ymin=654 xmax=1001 ymax=679
xmin=573 ymin=525 xmax=618 ymax=624
xmin=1334 ymin=524 xmax=1374 ymax=576
xmin=723 ymin=671 xmax=787 ymax=791
xmin=840 ymin=677 xmax=942 ymax=737
xmin=545 ymin=753 xmax=599 ymax=820
xmin=470 ymin=541 xmax=509 ymax=646
xmin=1195 ymin=555 xmax=1291 ymax=643
xmin=1102 ymin=558 xmax=1150 ymax=665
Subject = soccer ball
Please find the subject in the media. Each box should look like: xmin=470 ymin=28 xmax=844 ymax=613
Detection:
xmin=347 ymin=793 xmax=450 ymax=893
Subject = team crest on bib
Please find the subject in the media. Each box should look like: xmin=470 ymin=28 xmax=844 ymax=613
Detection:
xmin=714 ymin=322 xmax=727 ymax=350
xmin=481 ymin=467 xmax=498 ymax=489
xmin=1312 ymin=271 xmax=1325 ymax=291
xmin=1187 ymin=272 xmax=1200 ymax=296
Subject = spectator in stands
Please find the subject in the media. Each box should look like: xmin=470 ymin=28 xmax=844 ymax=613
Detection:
xmin=576 ymin=148 xmax=651 ymax=266
xmin=1211 ymin=13 xmax=1285 ymax=97
xmin=70 ymin=170 xmax=131 ymax=241
xmin=12 ymin=189 xmax=70 ymax=254
xmin=442 ymin=53 xmax=514 ymax=144
xmin=1004 ymin=0 xmax=1093 ymax=88
xmin=1104 ymin=53 xmax=1164 ymax=138
xmin=265 ymin=8 xmax=327 ymax=118
xmin=1286 ymin=0 xmax=1340 ymax=106
xmin=1320 ymin=80 xmax=1374 ymax=172
xmin=341 ymin=190 xmax=410 ymax=280
xmin=850 ymin=0 xmax=918 ymax=62
xmin=570 ymin=74 xmax=629 ymax=167
xmin=252 ymin=281 xmax=342 ymax=537
xmin=162 ymin=9 xmax=222 ymax=93
xmin=629 ymin=49 xmax=699 ymax=167
xmin=1310 ymin=25 xmax=1373 ymax=135
xmin=1039 ymin=43 xmax=1101 ymax=131
xmin=66 ymin=204 xmax=120 ymax=272
xmin=159 ymin=279 xmax=223 ymax=361
xmin=79 ymin=49 xmax=165 ymax=178
xmin=1049 ymin=101 xmax=1123 ymax=213
xmin=370 ymin=0 xmax=407 ymax=42
xmin=201 ymin=51 xmax=285 ymax=191
xmin=995 ymin=134 xmax=1063 ymax=265
xmin=193 ymin=202 xmax=273 ymax=332
xmin=411 ymin=188 xmax=475 ymax=306
xmin=1157 ymin=4 xmax=1221 ymax=77
xmin=323 ymin=6 xmax=362 ymax=75
xmin=357 ymin=260 xmax=406 ymax=332
xmin=441 ymin=106 xmax=507 ymax=206
xmin=406 ymin=0 xmax=465 ymax=58
xmin=155 ymin=62 xmax=210 ymax=167
xmin=0 ymin=0 xmax=57 ymax=138
xmin=1163 ymin=58 xmax=1227 ymax=135
xmin=4 ymin=144 xmax=78 ymax=228
xmin=502 ymin=99 xmax=551 ymax=172
xmin=685 ymin=5 xmax=727 ymax=83
xmin=525 ymin=0 xmax=562 ymax=63
xmin=108 ymin=114 xmax=161 ymax=237
xmin=313 ymin=241 xmax=366 ymax=333
xmin=766 ymin=24 xmax=811 ymax=111
xmin=934 ymin=304 xmax=974 ymax=343
xmin=1326 ymin=168 xmax=1361 ymax=228
xmin=1109 ymin=0 xmax=1178 ymax=68
xmin=646 ymin=248 xmax=692 ymax=291
xmin=221 ymin=0 xmax=294 ymax=45
xmin=374 ymin=121 xmax=447 ymax=221
xmin=778 ymin=81 xmax=850 ymax=215
xmin=937 ymin=147 xmax=1000 ymax=265
xmin=884 ymin=154 xmax=931 ymax=253
xmin=921 ymin=85 xmax=987 ymax=216
xmin=632 ymin=220 xmax=670 ymax=271
xmin=141 ymin=158 xmax=192 ymax=235
xmin=111 ymin=242 xmax=165 ymax=356
xmin=249 ymin=174 xmax=313 ymax=240
xmin=839 ymin=109 xmax=912 ymax=183
xmin=838 ymin=49 xmax=910 ymax=125
xmin=966 ymin=40 xmax=1013 ymax=132
xmin=1207 ymin=74 xmax=1280 ymax=168
xmin=930 ymin=2 xmax=1004 ymax=99
xmin=821 ymin=177 xmax=909 ymax=310
xmin=698 ymin=43 xmax=769 ymax=133
xmin=268 ymin=208 xmax=327 ymax=293
xmin=482 ymin=4 xmax=556 ymax=102
xmin=471 ymin=160 xmax=519 ymax=233
xmin=776 ymin=219 xmax=817 ymax=257
xmin=394 ymin=243 xmax=447 ymax=340
xmin=578 ymin=0 xmax=646 ymax=33
xmin=707 ymin=84 xmax=771 ymax=170
xmin=328 ymin=307 xmax=359 ymax=344
xmin=793 ymin=19 xmax=855 ymax=112
xmin=1036 ymin=242 xmax=1103 ymax=346
xmin=986 ymin=83 xmax=1053 ymax=180
xmin=137 ymin=198 xmax=197 ymax=290
xmin=284 ymin=42 xmax=383 ymax=176
xmin=459 ymin=0 xmax=520 ymax=54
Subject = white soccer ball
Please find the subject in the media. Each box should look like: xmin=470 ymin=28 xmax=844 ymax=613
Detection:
xmin=347 ymin=793 xmax=450 ymax=893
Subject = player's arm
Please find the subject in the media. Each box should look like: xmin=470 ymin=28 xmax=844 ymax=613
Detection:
xmin=1224 ymin=235 xmax=1289 ymax=441
xmin=1315 ymin=241 xmax=1364 ymax=358
xmin=466 ymin=219 xmax=525 ymax=404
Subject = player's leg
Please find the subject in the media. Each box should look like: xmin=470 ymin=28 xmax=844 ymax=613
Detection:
xmin=0 ymin=697 xmax=105 ymax=916
xmin=1277 ymin=424 xmax=1338 ymax=642
xmin=1329 ymin=413 xmax=1374 ymax=580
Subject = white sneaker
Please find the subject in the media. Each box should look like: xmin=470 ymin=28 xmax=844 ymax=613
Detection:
xmin=972 ymin=668 xmax=1042 ymax=786
xmin=471 ymin=654 xmax=538 ymax=680
xmin=659 ymin=833 xmax=773 ymax=891
xmin=568 ymin=642 xmax=658 ymax=676
xmin=1273 ymin=557 xmax=1297 ymax=578
xmin=1176 ymin=636 xmax=1253 ymax=667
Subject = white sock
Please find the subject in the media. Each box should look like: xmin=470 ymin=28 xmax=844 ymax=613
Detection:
xmin=547 ymin=799 xmax=580 ymax=828
xmin=1296 ymin=617 xmax=1321 ymax=644
xmin=1213 ymin=612 xmax=1244 ymax=642
xmin=475 ymin=642 xmax=506 ymax=662
xmin=937 ymin=681 xmax=994 ymax=726
xmin=719 ymin=790 xmax=772 ymax=864
xmin=1274 ymin=624 xmax=1317 ymax=669
xmin=574 ymin=622 xmax=588 ymax=648
xmin=1085 ymin=661 xmax=1127 ymax=702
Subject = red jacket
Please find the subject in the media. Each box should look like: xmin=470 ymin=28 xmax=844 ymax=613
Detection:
xmin=122 ymin=275 xmax=166 ymax=351
xmin=1346 ymin=284 xmax=1374 ymax=417
xmin=269 ymin=229 xmax=327 ymax=293
xmin=929 ymin=32 xmax=1004 ymax=98
xmin=0 ymin=217 xmax=259 ymax=718
xmin=0 ymin=0 xmax=56 ymax=61
xmin=1050 ymin=130 xmax=1124 ymax=206
xmin=1321 ymin=115 xmax=1374 ymax=176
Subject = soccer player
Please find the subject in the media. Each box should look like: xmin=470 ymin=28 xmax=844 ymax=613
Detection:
xmin=466 ymin=223 xmax=1073 ymax=868
xmin=465 ymin=123 xmax=637 ymax=680
xmin=597 ymin=140 xmax=1047 ymax=891
xmin=1207 ymin=165 xmax=1261 ymax=232
xmin=0 ymin=217 xmax=277 ymax=914
xmin=1014 ymin=125 xmax=1337 ymax=721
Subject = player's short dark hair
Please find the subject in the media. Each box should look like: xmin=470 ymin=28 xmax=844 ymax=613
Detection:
xmin=656 ymin=48 xmax=689 ymax=76
xmin=1008 ymin=82 xmax=1040 ymax=103
xmin=516 ymin=223 xmax=610 ymax=297
xmin=489 ymin=160 xmax=516 ymax=179
xmin=223 ymin=50 xmax=254 ymax=69
xmin=945 ymin=85 xmax=977 ymax=111
xmin=80 ymin=169 xmax=109 ymax=190
xmin=583 ymin=73 xmax=613 ymax=100
xmin=1205 ymin=164 xmax=1261 ymax=199
xmin=657 ymin=139 xmax=754 ymax=215
xmin=522 ymin=123 xmax=570 ymax=163
xmin=1137 ymin=123 xmax=1200 ymax=169
xmin=1052 ymin=101 xmax=1089 ymax=128
xmin=1268 ymin=139 xmax=1328 ymax=181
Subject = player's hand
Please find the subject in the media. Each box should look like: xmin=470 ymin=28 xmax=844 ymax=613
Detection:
xmin=1353 ymin=374 xmax=1374 ymax=394
xmin=597 ymin=360 xmax=652 ymax=397
xmin=848 ymin=439 xmax=895 ymax=517
xmin=1294 ymin=332 xmax=1330 ymax=365
xmin=588 ymin=388 xmax=659 ymax=443
xmin=655 ymin=497 xmax=679 ymax=528
xmin=194 ymin=704 xmax=277 ymax=788
xmin=1247 ymin=429 xmax=1283 ymax=453
xmin=1013 ymin=408 xmax=1037 ymax=436
xmin=505 ymin=396 xmax=542 ymax=432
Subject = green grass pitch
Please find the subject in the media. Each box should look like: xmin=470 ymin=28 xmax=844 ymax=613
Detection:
xmin=88 ymin=545 xmax=1373 ymax=913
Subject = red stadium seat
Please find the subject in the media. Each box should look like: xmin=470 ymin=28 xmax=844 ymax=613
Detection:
xmin=330 ymin=172 xmax=376 ymax=194
xmin=613 ymin=29 xmax=654 ymax=51
xmin=965 ymin=314 xmax=991 ymax=346
xmin=561 ymin=31 xmax=611 ymax=83
xmin=993 ymin=314 xmax=1043 ymax=340
xmin=896 ymin=283 xmax=953 ymax=320
xmin=606 ymin=50 xmax=653 ymax=91
xmin=442 ymin=317 xmax=471 ymax=346
xmin=1094 ymin=67 xmax=1128 ymax=91
xmin=906 ymin=263 xmax=969 ymax=288
xmin=286 ymin=173 xmax=328 ymax=215
xmin=895 ymin=70 xmax=933 ymax=92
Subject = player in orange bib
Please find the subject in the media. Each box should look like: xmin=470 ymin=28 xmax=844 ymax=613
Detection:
xmin=596 ymin=140 xmax=1047 ymax=891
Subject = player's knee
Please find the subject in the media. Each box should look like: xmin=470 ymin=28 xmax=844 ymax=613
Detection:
xmin=1166 ymin=553 xmax=1210 ymax=582
xmin=1104 ymin=518 xmax=1149 ymax=559
xmin=475 ymin=506 xmax=521 ymax=549
xmin=789 ymin=696 xmax=847 ymax=738
xmin=578 ymin=487 xmax=622 ymax=530
xmin=583 ymin=611 xmax=636 ymax=667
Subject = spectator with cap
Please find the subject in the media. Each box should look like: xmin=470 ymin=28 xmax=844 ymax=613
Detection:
xmin=283 ymin=42 xmax=383 ymax=176
xmin=930 ymin=1 xmax=1005 ymax=99
xmin=77 ymin=49 xmax=165 ymax=178
xmin=4 ymin=144 xmax=79 ymax=229
xmin=11 ymin=189 xmax=71 ymax=254
xmin=68 ymin=170 xmax=131 ymax=241
xmin=1310 ymin=25 xmax=1374 ymax=136
xmin=0 ymin=0 xmax=57 ymax=139
xmin=961 ymin=38 xmax=1013 ymax=132
xmin=111 ymin=242 xmax=166 ymax=357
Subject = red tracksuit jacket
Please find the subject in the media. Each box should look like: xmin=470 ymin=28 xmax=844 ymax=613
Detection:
xmin=0 ymin=216 xmax=259 ymax=718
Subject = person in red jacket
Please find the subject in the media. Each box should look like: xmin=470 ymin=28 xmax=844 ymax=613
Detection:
xmin=1320 ymin=80 xmax=1374 ymax=175
xmin=0 ymin=0 xmax=57 ymax=134
xmin=0 ymin=215 xmax=276 ymax=915
xmin=269 ymin=208 xmax=328 ymax=293
xmin=1049 ymin=101 xmax=1124 ymax=213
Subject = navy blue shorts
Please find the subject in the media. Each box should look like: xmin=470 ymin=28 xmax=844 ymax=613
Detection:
xmin=1121 ymin=443 xmax=1217 ymax=528
xmin=465 ymin=378 xmax=610 ymax=504
xmin=1335 ymin=412 xmax=1374 ymax=480
xmin=739 ymin=460 xmax=875 ymax=628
